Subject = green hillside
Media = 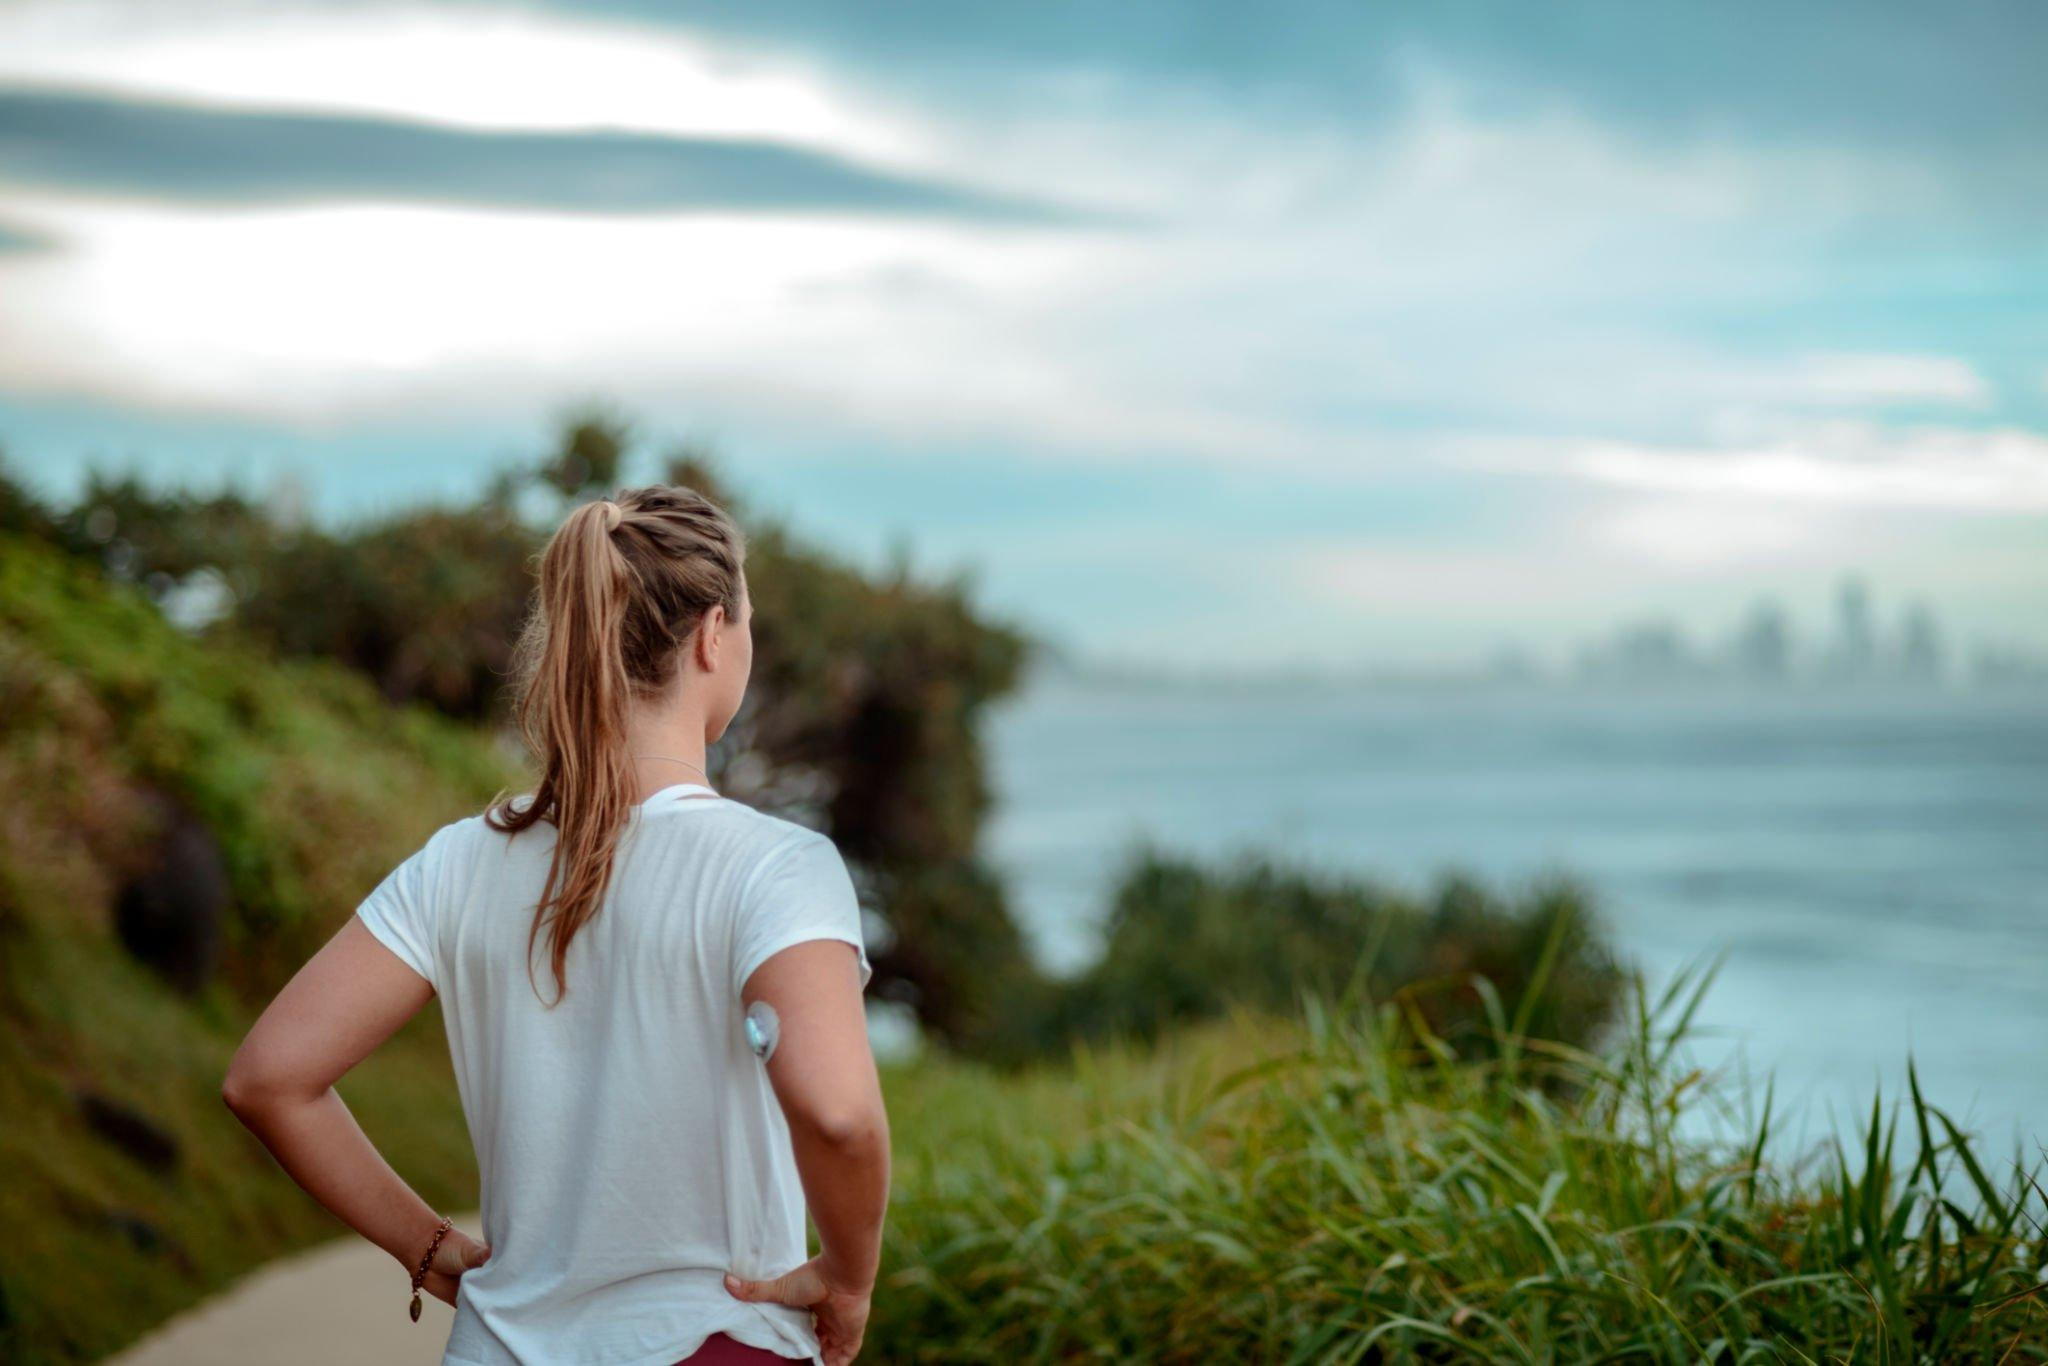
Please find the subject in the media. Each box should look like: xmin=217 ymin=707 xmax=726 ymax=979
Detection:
xmin=0 ymin=534 xmax=509 ymax=1363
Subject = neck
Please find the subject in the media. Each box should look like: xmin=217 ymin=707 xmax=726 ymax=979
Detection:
xmin=623 ymin=703 xmax=712 ymax=804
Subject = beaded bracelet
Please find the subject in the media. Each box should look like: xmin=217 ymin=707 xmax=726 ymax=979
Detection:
xmin=409 ymin=1215 xmax=453 ymax=1322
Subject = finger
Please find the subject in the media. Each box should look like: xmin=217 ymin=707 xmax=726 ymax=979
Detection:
xmin=436 ymin=1235 xmax=490 ymax=1277
xmin=724 ymin=1269 xmax=821 ymax=1307
xmin=724 ymin=1272 xmax=785 ymax=1303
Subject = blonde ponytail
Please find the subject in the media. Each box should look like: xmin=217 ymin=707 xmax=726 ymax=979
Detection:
xmin=488 ymin=487 xmax=747 ymax=1005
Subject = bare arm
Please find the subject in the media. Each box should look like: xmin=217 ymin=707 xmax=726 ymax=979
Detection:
xmin=221 ymin=916 xmax=489 ymax=1302
xmin=723 ymin=938 xmax=889 ymax=1364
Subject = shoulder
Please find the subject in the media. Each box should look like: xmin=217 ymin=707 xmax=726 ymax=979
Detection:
xmin=406 ymin=807 xmax=530 ymax=878
xmin=440 ymin=808 xmax=505 ymax=851
xmin=711 ymin=802 xmax=837 ymax=871
xmin=678 ymin=802 xmax=852 ymax=904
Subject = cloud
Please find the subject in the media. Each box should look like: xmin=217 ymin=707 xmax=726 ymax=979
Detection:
xmin=1771 ymin=354 xmax=1990 ymax=408
xmin=1584 ymin=495 xmax=1852 ymax=569
xmin=579 ymin=0 xmax=2047 ymax=197
xmin=0 ymin=2 xmax=922 ymax=157
xmin=0 ymin=220 xmax=51 ymax=252
xmin=0 ymin=195 xmax=1135 ymax=431
xmin=1290 ymin=541 xmax=1610 ymax=616
xmin=0 ymin=86 xmax=1098 ymax=222
xmin=1562 ymin=423 xmax=2048 ymax=511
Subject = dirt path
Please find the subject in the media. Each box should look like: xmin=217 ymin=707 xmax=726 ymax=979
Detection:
xmin=106 ymin=1214 xmax=484 ymax=1366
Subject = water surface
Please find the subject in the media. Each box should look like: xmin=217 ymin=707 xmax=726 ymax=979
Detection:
xmin=984 ymin=680 xmax=2048 ymax=1151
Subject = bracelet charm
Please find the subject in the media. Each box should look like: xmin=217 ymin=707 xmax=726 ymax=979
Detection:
xmin=410 ymin=1215 xmax=454 ymax=1322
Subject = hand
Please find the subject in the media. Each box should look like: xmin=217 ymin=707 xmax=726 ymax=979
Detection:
xmin=420 ymin=1227 xmax=491 ymax=1308
xmin=723 ymin=1256 xmax=871 ymax=1365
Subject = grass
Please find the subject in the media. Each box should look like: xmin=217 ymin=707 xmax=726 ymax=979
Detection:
xmin=0 ymin=536 xmax=509 ymax=1363
xmin=871 ymin=959 xmax=2048 ymax=1362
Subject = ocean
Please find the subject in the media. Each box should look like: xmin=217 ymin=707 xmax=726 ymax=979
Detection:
xmin=983 ymin=678 xmax=2048 ymax=1152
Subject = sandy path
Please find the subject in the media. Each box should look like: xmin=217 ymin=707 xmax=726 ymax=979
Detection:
xmin=106 ymin=1213 xmax=484 ymax=1366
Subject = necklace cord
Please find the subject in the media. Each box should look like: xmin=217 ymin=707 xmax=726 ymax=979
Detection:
xmin=631 ymin=754 xmax=714 ymax=796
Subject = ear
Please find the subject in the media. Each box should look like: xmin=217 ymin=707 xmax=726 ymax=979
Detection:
xmin=695 ymin=604 xmax=726 ymax=672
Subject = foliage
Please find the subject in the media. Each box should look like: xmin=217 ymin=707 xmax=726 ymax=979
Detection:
xmin=873 ymin=965 xmax=2048 ymax=1362
xmin=38 ymin=468 xmax=537 ymax=721
xmin=1034 ymin=843 xmax=1624 ymax=1061
xmin=0 ymin=534 xmax=501 ymax=1363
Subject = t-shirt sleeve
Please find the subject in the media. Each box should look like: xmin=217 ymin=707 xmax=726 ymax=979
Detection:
xmin=353 ymin=826 xmax=445 ymax=989
xmin=731 ymin=830 xmax=873 ymax=999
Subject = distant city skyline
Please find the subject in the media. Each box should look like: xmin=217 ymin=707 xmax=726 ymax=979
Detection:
xmin=1052 ymin=571 xmax=2048 ymax=693
xmin=1566 ymin=574 xmax=2019 ymax=691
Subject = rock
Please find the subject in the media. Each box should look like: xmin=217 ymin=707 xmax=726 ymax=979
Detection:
xmin=104 ymin=1209 xmax=167 ymax=1255
xmin=75 ymin=1089 xmax=181 ymax=1175
xmin=114 ymin=795 xmax=227 ymax=993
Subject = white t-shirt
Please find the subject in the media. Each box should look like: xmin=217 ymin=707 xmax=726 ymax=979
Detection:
xmin=354 ymin=780 xmax=873 ymax=1366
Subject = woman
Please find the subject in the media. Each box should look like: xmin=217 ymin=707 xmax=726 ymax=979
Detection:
xmin=223 ymin=485 xmax=890 ymax=1366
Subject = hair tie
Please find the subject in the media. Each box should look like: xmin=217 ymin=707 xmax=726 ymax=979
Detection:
xmin=599 ymin=500 xmax=623 ymax=533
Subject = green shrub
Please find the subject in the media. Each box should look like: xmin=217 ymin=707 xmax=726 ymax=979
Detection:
xmin=1037 ymin=843 xmax=1626 ymax=1060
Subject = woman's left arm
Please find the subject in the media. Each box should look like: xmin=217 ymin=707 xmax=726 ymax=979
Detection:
xmin=222 ymin=915 xmax=489 ymax=1303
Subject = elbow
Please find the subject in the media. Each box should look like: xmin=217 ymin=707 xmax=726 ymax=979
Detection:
xmin=800 ymin=1104 xmax=889 ymax=1154
xmin=219 ymin=1066 xmax=258 ymax=1122
xmin=220 ymin=1047 xmax=285 ymax=1122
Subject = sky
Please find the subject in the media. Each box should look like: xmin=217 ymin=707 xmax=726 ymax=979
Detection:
xmin=0 ymin=0 xmax=2043 ymax=674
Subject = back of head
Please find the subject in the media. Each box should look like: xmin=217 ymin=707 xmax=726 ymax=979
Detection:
xmin=486 ymin=484 xmax=748 ymax=1006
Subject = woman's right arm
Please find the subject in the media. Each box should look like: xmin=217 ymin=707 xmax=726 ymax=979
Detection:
xmin=724 ymin=939 xmax=889 ymax=1365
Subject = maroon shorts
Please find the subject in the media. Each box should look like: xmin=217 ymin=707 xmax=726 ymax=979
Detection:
xmin=672 ymin=1331 xmax=801 ymax=1364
